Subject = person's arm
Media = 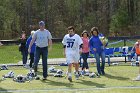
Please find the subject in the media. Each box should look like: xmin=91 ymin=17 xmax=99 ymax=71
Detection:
xmin=63 ymin=45 xmax=66 ymax=57
xmin=26 ymin=36 xmax=31 ymax=49
xmin=89 ymin=38 xmax=95 ymax=51
xmin=48 ymin=39 xmax=52 ymax=50
xmin=48 ymin=31 xmax=52 ymax=50
xmin=78 ymin=36 xmax=83 ymax=54
xmin=62 ymin=35 xmax=66 ymax=57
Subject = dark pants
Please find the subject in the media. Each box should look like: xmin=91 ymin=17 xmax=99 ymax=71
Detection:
xmin=34 ymin=46 xmax=48 ymax=78
xmin=81 ymin=52 xmax=89 ymax=70
xmin=21 ymin=48 xmax=28 ymax=65
xmin=94 ymin=51 xmax=105 ymax=75
xmin=29 ymin=53 xmax=34 ymax=68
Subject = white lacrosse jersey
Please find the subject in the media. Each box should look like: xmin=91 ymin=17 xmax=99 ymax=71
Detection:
xmin=62 ymin=34 xmax=83 ymax=54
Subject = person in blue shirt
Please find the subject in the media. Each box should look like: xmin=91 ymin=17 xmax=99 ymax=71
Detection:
xmin=26 ymin=31 xmax=36 ymax=68
xmin=89 ymin=27 xmax=106 ymax=75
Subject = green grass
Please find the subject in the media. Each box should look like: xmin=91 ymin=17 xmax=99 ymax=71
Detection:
xmin=108 ymin=40 xmax=135 ymax=47
xmin=0 ymin=43 xmax=63 ymax=64
xmin=0 ymin=45 xmax=21 ymax=64
xmin=48 ymin=43 xmax=63 ymax=58
xmin=0 ymin=64 xmax=140 ymax=93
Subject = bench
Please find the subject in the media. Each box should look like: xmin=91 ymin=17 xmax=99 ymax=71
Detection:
xmin=79 ymin=46 xmax=133 ymax=66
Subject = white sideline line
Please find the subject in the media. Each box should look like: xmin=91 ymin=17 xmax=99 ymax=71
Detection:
xmin=1 ymin=86 xmax=140 ymax=92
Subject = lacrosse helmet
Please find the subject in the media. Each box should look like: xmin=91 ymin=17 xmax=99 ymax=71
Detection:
xmin=1 ymin=64 xmax=8 ymax=70
xmin=54 ymin=69 xmax=63 ymax=77
xmin=48 ymin=66 xmax=57 ymax=73
xmin=89 ymin=72 xmax=96 ymax=78
xmin=27 ymin=70 xmax=35 ymax=77
xmin=13 ymin=75 xmax=26 ymax=83
xmin=3 ymin=71 xmax=14 ymax=78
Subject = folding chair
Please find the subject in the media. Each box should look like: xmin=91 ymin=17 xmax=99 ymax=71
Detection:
xmin=113 ymin=47 xmax=122 ymax=57
xmin=105 ymin=48 xmax=114 ymax=66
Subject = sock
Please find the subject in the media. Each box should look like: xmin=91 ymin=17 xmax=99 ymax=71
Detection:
xmin=75 ymin=72 xmax=78 ymax=75
xmin=68 ymin=73 xmax=72 ymax=77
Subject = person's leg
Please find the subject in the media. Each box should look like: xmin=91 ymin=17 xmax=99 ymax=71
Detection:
xmin=74 ymin=63 xmax=79 ymax=73
xmin=74 ymin=53 xmax=81 ymax=80
xmin=107 ymin=56 xmax=111 ymax=66
xmin=42 ymin=47 xmax=48 ymax=79
xmin=29 ymin=53 xmax=34 ymax=68
xmin=66 ymin=53 xmax=73 ymax=82
xmin=81 ymin=53 xmax=86 ymax=70
xmin=85 ymin=52 xmax=89 ymax=69
xmin=101 ymin=52 xmax=106 ymax=75
xmin=135 ymin=53 xmax=138 ymax=61
xmin=95 ymin=53 xmax=101 ymax=75
xmin=34 ymin=47 xmax=40 ymax=74
xmin=22 ymin=50 xmax=28 ymax=65
xmin=21 ymin=51 xmax=24 ymax=65
xmin=68 ymin=63 xmax=72 ymax=82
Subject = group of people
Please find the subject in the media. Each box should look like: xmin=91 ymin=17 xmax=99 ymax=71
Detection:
xmin=19 ymin=21 xmax=52 ymax=80
xmin=62 ymin=26 xmax=108 ymax=82
xmin=19 ymin=20 xmax=108 ymax=82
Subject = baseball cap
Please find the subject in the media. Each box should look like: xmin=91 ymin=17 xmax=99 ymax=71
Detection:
xmin=39 ymin=21 xmax=45 ymax=26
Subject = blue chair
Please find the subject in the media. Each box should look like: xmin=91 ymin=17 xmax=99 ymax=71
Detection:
xmin=114 ymin=47 xmax=122 ymax=57
xmin=128 ymin=47 xmax=133 ymax=52
xmin=105 ymin=48 xmax=114 ymax=56
xmin=105 ymin=48 xmax=114 ymax=66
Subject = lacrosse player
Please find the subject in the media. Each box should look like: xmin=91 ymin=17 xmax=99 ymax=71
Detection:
xmin=62 ymin=26 xmax=83 ymax=82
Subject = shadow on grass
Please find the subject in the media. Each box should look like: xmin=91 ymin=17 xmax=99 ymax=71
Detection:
xmin=76 ymin=79 xmax=106 ymax=88
xmin=37 ymin=71 xmax=55 ymax=77
xmin=104 ymin=73 xmax=130 ymax=80
xmin=40 ymin=79 xmax=74 ymax=88
xmin=36 ymin=71 xmax=43 ymax=76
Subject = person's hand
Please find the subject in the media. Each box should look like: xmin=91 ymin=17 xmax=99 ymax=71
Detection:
xmin=93 ymin=48 xmax=96 ymax=51
xmin=79 ymin=49 xmax=82 ymax=54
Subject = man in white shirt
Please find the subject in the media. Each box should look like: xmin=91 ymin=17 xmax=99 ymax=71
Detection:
xmin=28 ymin=21 xmax=52 ymax=80
xmin=62 ymin=26 xmax=83 ymax=82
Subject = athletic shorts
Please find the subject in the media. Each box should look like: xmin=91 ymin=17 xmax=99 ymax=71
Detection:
xmin=66 ymin=52 xmax=80 ymax=64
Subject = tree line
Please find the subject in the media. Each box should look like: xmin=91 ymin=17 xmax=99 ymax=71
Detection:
xmin=0 ymin=0 xmax=140 ymax=39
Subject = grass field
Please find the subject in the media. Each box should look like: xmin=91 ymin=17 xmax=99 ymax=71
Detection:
xmin=0 ymin=43 xmax=63 ymax=64
xmin=0 ymin=63 xmax=140 ymax=93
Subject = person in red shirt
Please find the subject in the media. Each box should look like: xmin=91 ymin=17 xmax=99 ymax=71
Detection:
xmin=133 ymin=40 xmax=140 ymax=81
xmin=135 ymin=40 xmax=140 ymax=55
xmin=135 ymin=40 xmax=140 ymax=64
xmin=81 ymin=30 xmax=90 ymax=73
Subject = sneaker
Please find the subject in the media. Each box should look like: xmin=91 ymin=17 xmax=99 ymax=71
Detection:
xmin=75 ymin=74 xmax=79 ymax=80
xmin=68 ymin=76 xmax=72 ymax=82
xmin=95 ymin=73 xmax=100 ymax=78
xmin=42 ymin=77 xmax=47 ymax=80
xmin=81 ymin=70 xmax=85 ymax=76
xmin=101 ymin=70 xmax=105 ymax=75
xmin=23 ymin=64 xmax=29 ymax=69
xmin=34 ymin=72 xmax=37 ymax=77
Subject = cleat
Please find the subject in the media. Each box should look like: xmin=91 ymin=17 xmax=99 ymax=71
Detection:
xmin=68 ymin=76 xmax=72 ymax=82
xmin=42 ymin=77 xmax=47 ymax=80
xmin=75 ymin=74 xmax=79 ymax=80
